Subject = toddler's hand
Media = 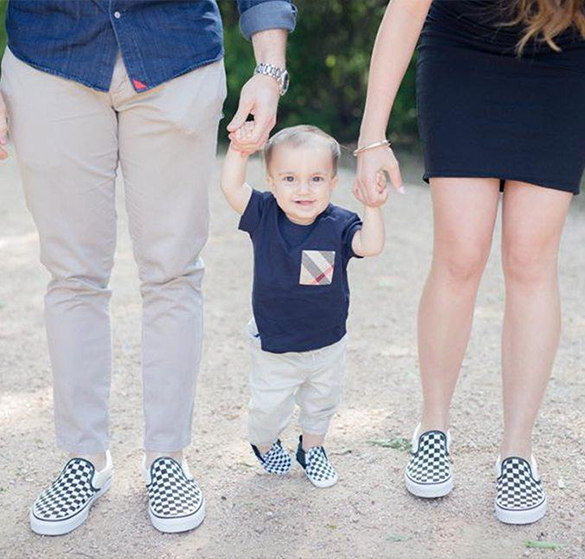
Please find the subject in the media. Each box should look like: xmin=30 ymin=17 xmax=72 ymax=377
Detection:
xmin=229 ymin=121 xmax=259 ymax=157
xmin=355 ymin=170 xmax=389 ymax=207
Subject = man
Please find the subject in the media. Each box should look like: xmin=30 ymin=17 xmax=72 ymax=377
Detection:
xmin=0 ymin=0 xmax=295 ymax=535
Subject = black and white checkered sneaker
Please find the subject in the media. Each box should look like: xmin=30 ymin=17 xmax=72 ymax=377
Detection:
xmin=30 ymin=452 xmax=113 ymax=535
xmin=405 ymin=425 xmax=453 ymax=498
xmin=495 ymin=455 xmax=547 ymax=524
xmin=142 ymin=456 xmax=205 ymax=533
xmin=251 ymin=439 xmax=292 ymax=475
xmin=295 ymin=436 xmax=338 ymax=488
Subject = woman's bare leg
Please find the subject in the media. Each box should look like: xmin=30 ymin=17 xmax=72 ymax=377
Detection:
xmin=418 ymin=178 xmax=500 ymax=432
xmin=500 ymin=181 xmax=572 ymax=459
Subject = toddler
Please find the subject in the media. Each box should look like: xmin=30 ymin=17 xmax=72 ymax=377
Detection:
xmin=221 ymin=124 xmax=386 ymax=487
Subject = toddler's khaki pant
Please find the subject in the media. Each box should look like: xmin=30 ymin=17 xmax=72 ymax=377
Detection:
xmin=246 ymin=321 xmax=348 ymax=447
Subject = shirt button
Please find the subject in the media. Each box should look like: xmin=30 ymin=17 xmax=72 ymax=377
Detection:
xmin=114 ymin=11 xmax=121 ymax=19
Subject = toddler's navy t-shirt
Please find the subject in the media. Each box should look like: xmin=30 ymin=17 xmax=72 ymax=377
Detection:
xmin=239 ymin=189 xmax=363 ymax=354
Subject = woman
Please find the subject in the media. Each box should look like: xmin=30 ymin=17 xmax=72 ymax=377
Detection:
xmin=355 ymin=0 xmax=585 ymax=524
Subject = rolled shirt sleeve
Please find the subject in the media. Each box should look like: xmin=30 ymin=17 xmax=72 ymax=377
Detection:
xmin=238 ymin=0 xmax=297 ymax=41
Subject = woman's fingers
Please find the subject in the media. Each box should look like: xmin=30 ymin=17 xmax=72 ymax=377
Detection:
xmin=387 ymin=156 xmax=405 ymax=194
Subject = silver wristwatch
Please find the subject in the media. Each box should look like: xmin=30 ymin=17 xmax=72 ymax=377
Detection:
xmin=254 ymin=63 xmax=290 ymax=96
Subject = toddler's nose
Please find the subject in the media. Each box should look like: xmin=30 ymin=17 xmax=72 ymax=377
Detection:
xmin=297 ymin=181 xmax=310 ymax=194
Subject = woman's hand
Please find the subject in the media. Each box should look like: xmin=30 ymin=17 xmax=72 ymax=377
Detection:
xmin=353 ymin=143 xmax=403 ymax=207
xmin=0 ymin=92 xmax=8 ymax=161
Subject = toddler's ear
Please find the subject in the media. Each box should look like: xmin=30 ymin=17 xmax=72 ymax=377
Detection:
xmin=331 ymin=175 xmax=339 ymax=189
xmin=266 ymin=174 xmax=275 ymax=192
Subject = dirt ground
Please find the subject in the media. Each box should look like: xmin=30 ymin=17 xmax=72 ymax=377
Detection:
xmin=1 ymin=145 xmax=585 ymax=559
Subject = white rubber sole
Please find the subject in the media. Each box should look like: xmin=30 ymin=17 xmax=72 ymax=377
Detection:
xmin=30 ymin=476 xmax=112 ymax=536
xmin=405 ymin=473 xmax=453 ymax=498
xmin=149 ymin=499 xmax=206 ymax=533
xmin=305 ymin=471 xmax=338 ymax=488
xmin=495 ymin=498 xmax=547 ymax=525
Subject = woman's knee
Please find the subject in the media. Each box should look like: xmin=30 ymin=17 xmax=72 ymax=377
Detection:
xmin=434 ymin=242 xmax=490 ymax=285
xmin=502 ymin=238 xmax=556 ymax=285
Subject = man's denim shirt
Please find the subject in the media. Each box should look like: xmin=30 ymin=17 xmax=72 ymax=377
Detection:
xmin=5 ymin=0 xmax=296 ymax=92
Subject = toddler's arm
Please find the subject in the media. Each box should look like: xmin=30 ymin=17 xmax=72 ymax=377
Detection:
xmin=351 ymin=205 xmax=385 ymax=257
xmin=220 ymin=123 xmax=256 ymax=215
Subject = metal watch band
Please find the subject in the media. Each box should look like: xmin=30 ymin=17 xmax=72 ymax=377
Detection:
xmin=254 ymin=63 xmax=290 ymax=96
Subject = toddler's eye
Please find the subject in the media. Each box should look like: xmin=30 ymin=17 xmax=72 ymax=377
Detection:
xmin=312 ymin=176 xmax=324 ymax=182
xmin=284 ymin=176 xmax=295 ymax=182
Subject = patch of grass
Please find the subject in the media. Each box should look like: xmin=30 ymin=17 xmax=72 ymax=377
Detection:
xmin=525 ymin=541 xmax=561 ymax=550
xmin=387 ymin=535 xmax=411 ymax=543
xmin=367 ymin=438 xmax=411 ymax=452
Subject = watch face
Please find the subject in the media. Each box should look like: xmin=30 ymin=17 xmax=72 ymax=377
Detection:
xmin=281 ymin=71 xmax=290 ymax=95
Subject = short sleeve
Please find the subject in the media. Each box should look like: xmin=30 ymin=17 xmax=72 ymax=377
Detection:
xmin=238 ymin=189 xmax=272 ymax=234
xmin=342 ymin=212 xmax=363 ymax=261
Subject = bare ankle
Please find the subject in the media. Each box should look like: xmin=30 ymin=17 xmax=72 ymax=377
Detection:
xmin=419 ymin=414 xmax=450 ymax=434
xmin=145 ymin=449 xmax=184 ymax=468
xmin=499 ymin=440 xmax=532 ymax=461
xmin=70 ymin=452 xmax=107 ymax=471
xmin=302 ymin=432 xmax=325 ymax=451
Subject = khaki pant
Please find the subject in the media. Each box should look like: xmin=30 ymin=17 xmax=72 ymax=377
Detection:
xmin=0 ymin=49 xmax=226 ymax=454
xmin=246 ymin=321 xmax=348 ymax=447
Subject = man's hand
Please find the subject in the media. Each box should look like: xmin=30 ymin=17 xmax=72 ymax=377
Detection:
xmin=227 ymin=74 xmax=280 ymax=155
xmin=0 ymin=92 xmax=8 ymax=161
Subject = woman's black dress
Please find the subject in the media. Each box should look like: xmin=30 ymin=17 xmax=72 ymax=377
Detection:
xmin=417 ymin=0 xmax=585 ymax=193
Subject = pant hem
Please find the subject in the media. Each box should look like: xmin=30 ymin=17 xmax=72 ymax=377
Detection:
xmin=56 ymin=438 xmax=110 ymax=455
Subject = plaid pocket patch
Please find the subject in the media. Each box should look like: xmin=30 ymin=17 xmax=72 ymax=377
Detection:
xmin=300 ymin=250 xmax=335 ymax=285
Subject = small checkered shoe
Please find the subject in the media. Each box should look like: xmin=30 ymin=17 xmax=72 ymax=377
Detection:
xmin=495 ymin=455 xmax=547 ymax=524
xmin=296 ymin=436 xmax=338 ymax=488
xmin=405 ymin=425 xmax=453 ymax=498
xmin=251 ymin=439 xmax=292 ymax=475
xmin=143 ymin=456 xmax=205 ymax=533
xmin=30 ymin=452 xmax=113 ymax=535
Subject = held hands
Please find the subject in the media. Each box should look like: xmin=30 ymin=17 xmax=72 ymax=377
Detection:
xmin=0 ymin=92 xmax=8 ymax=161
xmin=352 ymin=143 xmax=404 ymax=207
xmin=227 ymin=121 xmax=258 ymax=158
xmin=227 ymin=74 xmax=280 ymax=155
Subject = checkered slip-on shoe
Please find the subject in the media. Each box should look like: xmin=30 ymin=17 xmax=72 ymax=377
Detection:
xmin=251 ymin=439 xmax=292 ymax=475
xmin=495 ymin=455 xmax=547 ymax=524
xmin=295 ymin=436 xmax=338 ymax=488
xmin=142 ymin=456 xmax=205 ymax=533
xmin=30 ymin=451 xmax=113 ymax=535
xmin=405 ymin=425 xmax=453 ymax=498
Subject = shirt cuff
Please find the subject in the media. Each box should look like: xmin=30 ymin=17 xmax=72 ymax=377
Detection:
xmin=239 ymin=1 xmax=297 ymax=41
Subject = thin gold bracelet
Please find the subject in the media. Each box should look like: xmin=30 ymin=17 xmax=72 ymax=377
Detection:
xmin=353 ymin=139 xmax=391 ymax=157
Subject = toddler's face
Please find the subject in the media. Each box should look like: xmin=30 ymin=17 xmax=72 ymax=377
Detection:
xmin=267 ymin=143 xmax=338 ymax=225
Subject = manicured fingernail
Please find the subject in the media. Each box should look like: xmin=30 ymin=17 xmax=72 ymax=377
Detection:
xmin=398 ymin=186 xmax=406 ymax=195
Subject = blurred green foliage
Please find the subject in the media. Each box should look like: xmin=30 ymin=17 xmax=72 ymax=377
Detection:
xmin=0 ymin=0 xmax=6 ymax=56
xmin=0 ymin=0 xmax=418 ymax=144
xmin=221 ymin=0 xmax=418 ymax=145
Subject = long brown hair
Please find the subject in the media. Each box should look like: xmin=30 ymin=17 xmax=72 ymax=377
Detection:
xmin=509 ymin=0 xmax=585 ymax=53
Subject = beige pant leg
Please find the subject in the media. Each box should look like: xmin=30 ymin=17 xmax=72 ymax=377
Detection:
xmin=1 ymin=49 xmax=118 ymax=454
xmin=112 ymin=58 xmax=226 ymax=452
xmin=296 ymin=336 xmax=348 ymax=436
xmin=246 ymin=326 xmax=308 ymax=447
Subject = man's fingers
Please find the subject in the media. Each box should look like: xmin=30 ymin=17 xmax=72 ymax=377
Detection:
xmin=247 ymin=113 xmax=275 ymax=144
xmin=0 ymin=117 xmax=7 ymax=145
xmin=227 ymin=99 xmax=253 ymax=132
